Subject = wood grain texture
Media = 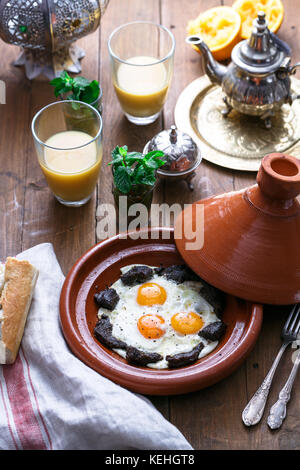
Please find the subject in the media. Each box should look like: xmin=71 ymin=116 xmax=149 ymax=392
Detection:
xmin=0 ymin=0 xmax=299 ymax=450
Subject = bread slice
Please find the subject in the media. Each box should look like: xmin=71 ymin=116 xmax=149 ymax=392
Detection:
xmin=0 ymin=257 xmax=38 ymax=364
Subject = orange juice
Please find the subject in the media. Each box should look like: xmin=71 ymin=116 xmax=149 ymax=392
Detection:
xmin=114 ymin=56 xmax=170 ymax=117
xmin=41 ymin=130 xmax=102 ymax=202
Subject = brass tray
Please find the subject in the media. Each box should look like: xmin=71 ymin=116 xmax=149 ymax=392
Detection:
xmin=174 ymin=75 xmax=300 ymax=172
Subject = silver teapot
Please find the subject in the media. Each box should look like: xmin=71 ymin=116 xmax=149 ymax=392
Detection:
xmin=186 ymin=11 xmax=300 ymax=128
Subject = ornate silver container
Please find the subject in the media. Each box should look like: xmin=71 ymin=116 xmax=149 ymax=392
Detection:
xmin=186 ymin=11 xmax=300 ymax=129
xmin=0 ymin=0 xmax=109 ymax=79
xmin=143 ymin=125 xmax=202 ymax=191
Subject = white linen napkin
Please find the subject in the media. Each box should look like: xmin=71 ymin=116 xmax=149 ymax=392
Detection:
xmin=0 ymin=243 xmax=192 ymax=450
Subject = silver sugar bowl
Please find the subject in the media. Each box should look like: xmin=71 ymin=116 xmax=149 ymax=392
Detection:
xmin=0 ymin=0 xmax=110 ymax=80
xmin=186 ymin=11 xmax=300 ymax=129
xmin=143 ymin=125 xmax=202 ymax=191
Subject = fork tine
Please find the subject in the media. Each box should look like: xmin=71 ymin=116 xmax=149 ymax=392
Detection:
xmin=294 ymin=317 xmax=300 ymax=337
xmin=284 ymin=304 xmax=298 ymax=331
xmin=293 ymin=306 xmax=300 ymax=336
xmin=288 ymin=304 xmax=300 ymax=333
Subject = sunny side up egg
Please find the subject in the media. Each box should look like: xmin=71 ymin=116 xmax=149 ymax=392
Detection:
xmin=97 ymin=265 xmax=220 ymax=369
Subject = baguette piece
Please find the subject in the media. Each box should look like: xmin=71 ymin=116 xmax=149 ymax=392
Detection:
xmin=0 ymin=257 xmax=38 ymax=364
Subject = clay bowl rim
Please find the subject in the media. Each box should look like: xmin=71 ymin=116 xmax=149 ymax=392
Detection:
xmin=59 ymin=227 xmax=263 ymax=395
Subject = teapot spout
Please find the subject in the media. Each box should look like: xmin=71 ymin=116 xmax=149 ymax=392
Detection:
xmin=186 ymin=36 xmax=228 ymax=85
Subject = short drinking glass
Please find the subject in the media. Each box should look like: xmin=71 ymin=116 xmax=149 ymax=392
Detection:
xmin=32 ymin=100 xmax=103 ymax=207
xmin=108 ymin=21 xmax=175 ymax=125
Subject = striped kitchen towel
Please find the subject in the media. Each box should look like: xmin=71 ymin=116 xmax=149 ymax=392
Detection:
xmin=0 ymin=243 xmax=192 ymax=450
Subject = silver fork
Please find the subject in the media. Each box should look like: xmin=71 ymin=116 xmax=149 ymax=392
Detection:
xmin=242 ymin=304 xmax=300 ymax=427
xmin=267 ymin=309 xmax=300 ymax=430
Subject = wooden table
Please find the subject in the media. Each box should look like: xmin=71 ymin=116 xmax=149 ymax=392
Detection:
xmin=1 ymin=0 xmax=299 ymax=450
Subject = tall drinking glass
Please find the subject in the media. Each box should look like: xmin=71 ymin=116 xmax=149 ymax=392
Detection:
xmin=32 ymin=101 xmax=103 ymax=207
xmin=108 ymin=21 xmax=175 ymax=125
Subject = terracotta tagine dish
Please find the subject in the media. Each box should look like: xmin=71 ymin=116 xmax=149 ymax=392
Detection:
xmin=60 ymin=227 xmax=263 ymax=395
xmin=175 ymin=152 xmax=300 ymax=305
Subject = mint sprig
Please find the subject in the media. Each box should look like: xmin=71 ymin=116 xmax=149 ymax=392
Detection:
xmin=50 ymin=71 xmax=100 ymax=104
xmin=109 ymin=146 xmax=165 ymax=194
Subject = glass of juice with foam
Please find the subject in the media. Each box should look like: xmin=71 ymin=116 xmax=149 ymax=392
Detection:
xmin=31 ymin=101 xmax=103 ymax=207
xmin=108 ymin=21 xmax=175 ymax=125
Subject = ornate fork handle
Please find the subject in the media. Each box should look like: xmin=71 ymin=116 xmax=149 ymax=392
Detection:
xmin=242 ymin=343 xmax=288 ymax=426
xmin=267 ymin=349 xmax=300 ymax=430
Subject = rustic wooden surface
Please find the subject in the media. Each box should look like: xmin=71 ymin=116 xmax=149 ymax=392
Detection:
xmin=0 ymin=0 xmax=299 ymax=450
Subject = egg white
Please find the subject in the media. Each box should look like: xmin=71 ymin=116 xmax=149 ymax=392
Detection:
xmin=98 ymin=265 xmax=219 ymax=369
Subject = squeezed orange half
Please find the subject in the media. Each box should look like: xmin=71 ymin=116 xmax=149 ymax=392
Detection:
xmin=187 ymin=6 xmax=242 ymax=61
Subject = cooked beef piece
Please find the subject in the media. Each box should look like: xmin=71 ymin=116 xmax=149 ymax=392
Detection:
xmin=158 ymin=264 xmax=199 ymax=284
xmin=199 ymin=281 xmax=226 ymax=319
xmin=166 ymin=342 xmax=204 ymax=369
xmin=126 ymin=346 xmax=163 ymax=366
xmin=154 ymin=265 xmax=165 ymax=276
xmin=94 ymin=288 xmax=120 ymax=310
xmin=94 ymin=314 xmax=127 ymax=350
xmin=120 ymin=265 xmax=153 ymax=286
xmin=199 ymin=321 xmax=226 ymax=341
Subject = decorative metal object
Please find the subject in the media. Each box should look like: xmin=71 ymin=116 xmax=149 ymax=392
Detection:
xmin=175 ymin=75 xmax=300 ymax=172
xmin=0 ymin=0 xmax=109 ymax=80
xmin=186 ymin=11 xmax=300 ymax=129
xmin=143 ymin=125 xmax=202 ymax=191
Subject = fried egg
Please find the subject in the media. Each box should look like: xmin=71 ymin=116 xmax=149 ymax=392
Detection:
xmin=97 ymin=265 xmax=220 ymax=369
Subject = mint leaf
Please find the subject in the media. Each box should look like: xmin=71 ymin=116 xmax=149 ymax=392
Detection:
xmin=111 ymin=146 xmax=121 ymax=159
xmin=109 ymin=146 xmax=127 ymax=167
xmin=144 ymin=150 xmax=165 ymax=160
xmin=73 ymin=76 xmax=91 ymax=89
xmin=60 ymin=70 xmax=72 ymax=82
xmin=114 ymin=166 xmax=132 ymax=194
xmin=125 ymin=152 xmax=144 ymax=166
xmin=108 ymin=154 xmax=123 ymax=166
xmin=50 ymin=77 xmax=63 ymax=87
xmin=80 ymin=80 xmax=100 ymax=103
xmin=132 ymin=164 xmax=146 ymax=184
xmin=143 ymin=151 xmax=166 ymax=170
xmin=138 ymin=170 xmax=156 ymax=186
xmin=119 ymin=146 xmax=128 ymax=157
xmin=50 ymin=71 xmax=100 ymax=104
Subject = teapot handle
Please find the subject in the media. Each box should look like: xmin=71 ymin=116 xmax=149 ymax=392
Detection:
xmin=276 ymin=57 xmax=300 ymax=80
xmin=270 ymin=32 xmax=291 ymax=55
xmin=289 ymin=62 xmax=300 ymax=75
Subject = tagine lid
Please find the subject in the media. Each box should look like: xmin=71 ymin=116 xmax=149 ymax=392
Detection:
xmin=147 ymin=125 xmax=200 ymax=174
xmin=231 ymin=11 xmax=289 ymax=75
xmin=174 ymin=152 xmax=300 ymax=305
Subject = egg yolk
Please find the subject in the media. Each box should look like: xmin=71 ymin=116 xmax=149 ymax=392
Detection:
xmin=171 ymin=312 xmax=204 ymax=335
xmin=137 ymin=282 xmax=167 ymax=306
xmin=137 ymin=314 xmax=165 ymax=339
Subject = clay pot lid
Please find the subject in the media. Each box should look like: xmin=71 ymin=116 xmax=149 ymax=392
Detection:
xmin=174 ymin=153 xmax=300 ymax=305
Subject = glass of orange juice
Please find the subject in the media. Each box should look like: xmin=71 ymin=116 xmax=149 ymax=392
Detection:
xmin=31 ymin=101 xmax=103 ymax=207
xmin=108 ymin=21 xmax=175 ymax=125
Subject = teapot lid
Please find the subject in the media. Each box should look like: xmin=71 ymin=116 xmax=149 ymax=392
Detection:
xmin=231 ymin=11 xmax=287 ymax=74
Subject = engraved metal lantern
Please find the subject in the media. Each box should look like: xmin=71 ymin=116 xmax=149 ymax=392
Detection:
xmin=0 ymin=0 xmax=109 ymax=80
